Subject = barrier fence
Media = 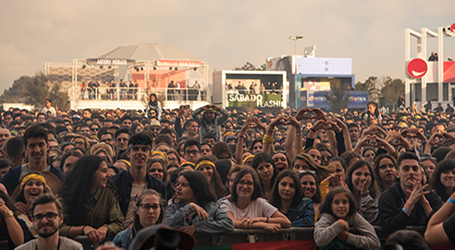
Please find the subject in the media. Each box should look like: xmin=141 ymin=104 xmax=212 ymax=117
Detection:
xmin=2 ymin=226 xmax=439 ymax=250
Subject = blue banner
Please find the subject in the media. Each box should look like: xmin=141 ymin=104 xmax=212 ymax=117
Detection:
xmin=305 ymin=91 xmax=368 ymax=109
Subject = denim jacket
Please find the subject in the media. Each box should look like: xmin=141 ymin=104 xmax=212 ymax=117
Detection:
xmin=113 ymin=227 xmax=134 ymax=250
xmin=285 ymin=198 xmax=315 ymax=227
xmin=164 ymin=201 xmax=234 ymax=233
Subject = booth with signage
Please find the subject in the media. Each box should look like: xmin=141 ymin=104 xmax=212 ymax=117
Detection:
xmin=213 ymin=70 xmax=287 ymax=110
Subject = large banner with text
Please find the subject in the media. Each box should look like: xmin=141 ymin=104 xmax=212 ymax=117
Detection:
xmin=227 ymin=93 xmax=283 ymax=108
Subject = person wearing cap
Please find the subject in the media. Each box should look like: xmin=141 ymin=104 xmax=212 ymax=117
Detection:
xmin=0 ymin=128 xmax=11 ymax=146
xmin=1 ymin=125 xmax=64 ymax=195
xmin=192 ymin=104 xmax=229 ymax=144
xmin=148 ymin=120 xmax=161 ymax=137
xmin=110 ymin=132 xmax=167 ymax=228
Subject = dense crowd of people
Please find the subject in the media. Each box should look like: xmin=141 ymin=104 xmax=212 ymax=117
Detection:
xmin=0 ymin=98 xmax=455 ymax=250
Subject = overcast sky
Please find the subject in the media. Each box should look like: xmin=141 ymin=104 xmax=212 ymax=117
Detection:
xmin=1 ymin=0 xmax=454 ymax=93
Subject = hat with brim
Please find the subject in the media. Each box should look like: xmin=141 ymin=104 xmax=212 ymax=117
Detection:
xmin=11 ymin=171 xmax=62 ymax=200
xmin=90 ymin=143 xmax=114 ymax=158
xmin=138 ymin=227 xmax=195 ymax=250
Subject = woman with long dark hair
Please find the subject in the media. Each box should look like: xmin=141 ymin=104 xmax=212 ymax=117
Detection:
xmin=251 ymin=152 xmax=278 ymax=199
xmin=164 ymin=171 xmax=234 ymax=235
xmin=220 ymin=168 xmax=290 ymax=232
xmin=430 ymin=159 xmax=455 ymax=201
xmin=373 ymin=154 xmax=397 ymax=192
xmin=113 ymin=189 xmax=164 ymax=249
xmin=314 ymin=187 xmax=380 ymax=249
xmin=195 ymin=156 xmax=227 ymax=199
xmin=345 ymin=159 xmax=380 ymax=224
xmin=268 ymin=170 xmax=314 ymax=227
xmin=299 ymin=171 xmax=323 ymax=221
xmin=58 ymin=155 xmax=124 ymax=244
xmin=146 ymin=93 xmax=162 ymax=120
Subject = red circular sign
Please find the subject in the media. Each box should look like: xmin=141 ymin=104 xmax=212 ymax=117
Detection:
xmin=451 ymin=23 xmax=455 ymax=32
xmin=407 ymin=58 xmax=428 ymax=78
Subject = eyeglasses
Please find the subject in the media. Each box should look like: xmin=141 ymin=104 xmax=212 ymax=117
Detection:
xmin=185 ymin=150 xmax=200 ymax=155
xmin=139 ymin=204 xmax=160 ymax=210
xmin=237 ymin=181 xmax=254 ymax=188
xmin=117 ymin=138 xmax=129 ymax=142
xmin=33 ymin=212 xmax=60 ymax=221
xmin=202 ymin=149 xmax=211 ymax=153
xmin=91 ymin=128 xmax=99 ymax=131
xmin=151 ymin=128 xmax=160 ymax=132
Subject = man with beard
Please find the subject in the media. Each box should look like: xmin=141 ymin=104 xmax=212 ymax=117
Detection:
xmin=110 ymin=132 xmax=167 ymax=227
xmin=15 ymin=193 xmax=82 ymax=249
xmin=192 ymin=104 xmax=229 ymax=144
xmin=1 ymin=125 xmax=64 ymax=195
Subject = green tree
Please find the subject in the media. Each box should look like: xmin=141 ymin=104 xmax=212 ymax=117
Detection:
xmin=355 ymin=76 xmax=381 ymax=102
xmin=324 ymin=82 xmax=351 ymax=113
xmin=0 ymin=71 xmax=70 ymax=110
xmin=381 ymin=77 xmax=404 ymax=105
xmin=234 ymin=62 xmax=266 ymax=71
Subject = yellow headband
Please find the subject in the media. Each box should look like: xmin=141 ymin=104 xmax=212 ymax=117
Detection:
xmin=243 ymin=155 xmax=255 ymax=165
xmin=224 ymin=131 xmax=235 ymax=137
xmin=179 ymin=162 xmax=195 ymax=168
xmin=195 ymin=160 xmax=216 ymax=171
xmin=152 ymin=151 xmax=167 ymax=162
xmin=116 ymin=159 xmax=131 ymax=167
xmin=20 ymin=174 xmax=47 ymax=190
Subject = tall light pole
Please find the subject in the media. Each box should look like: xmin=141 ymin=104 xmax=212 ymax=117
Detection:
xmin=289 ymin=35 xmax=303 ymax=110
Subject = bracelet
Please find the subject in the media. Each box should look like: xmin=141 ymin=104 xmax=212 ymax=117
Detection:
xmin=262 ymin=134 xmax=274 ymax=144
xmin=266 ymin=217 xmax=269 ymax=223
xmin=448 ymin=198 xmax=455 ymax=205
xmin=310 ymin=128 xmax=316 ymax=133
xmin=402 ymin=207 xmax=411 ymax=215
xmin=360 ymin=191 xmax=370 ymax=197
xmin=296 ymin=131 xmax=302 ymax=136
xmin=82 ymin=225 xmax=86 ymax=235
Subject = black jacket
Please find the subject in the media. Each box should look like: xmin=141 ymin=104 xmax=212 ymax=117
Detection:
xmin=378 ymin=182 xmax=442 ymax=235
xmin=110 ymin=170 xmax=167 ymax=217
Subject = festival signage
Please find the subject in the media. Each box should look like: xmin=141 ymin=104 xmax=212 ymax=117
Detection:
xmin=156 ymin=60 xmax=202 ymax=68
xmin=227 ymin=93 xmax=283 ymax=108
xmin=303 ymin=91 xmax=368 ymax=109
xmin=407 ymin=58 xmax=428 ymax=78
xmin=87 ymin=58 xmax=136 ymax=66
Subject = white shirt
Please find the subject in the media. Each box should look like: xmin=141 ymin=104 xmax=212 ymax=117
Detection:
xmin=219 ymin=197 xmax=277 ymax=220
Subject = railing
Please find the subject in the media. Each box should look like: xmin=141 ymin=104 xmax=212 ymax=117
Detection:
xmin=73 ymin=87 xmax=208 ymax=102
xmin=1 ymin=226 xmax=427 ymax=250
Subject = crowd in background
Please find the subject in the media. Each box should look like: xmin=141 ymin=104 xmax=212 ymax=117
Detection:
xmin=0 ymin=97 xmax=455 ymax=249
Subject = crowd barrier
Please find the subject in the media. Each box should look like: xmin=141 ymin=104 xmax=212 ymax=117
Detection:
xmin=1 ymin=226 xmax=428 ymax=250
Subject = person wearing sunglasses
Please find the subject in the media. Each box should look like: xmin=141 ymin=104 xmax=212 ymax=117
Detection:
xmin=15 ymin=193 xmax=83 ymax=250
